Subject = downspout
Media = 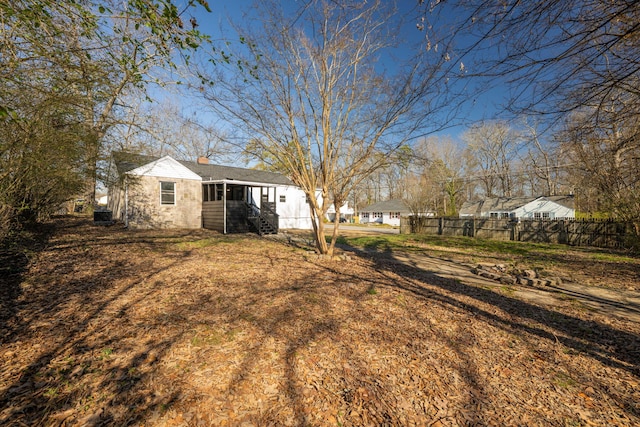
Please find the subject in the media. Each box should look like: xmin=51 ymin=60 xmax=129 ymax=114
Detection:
xmin=223 ymin=181 xmax=227 ymax=234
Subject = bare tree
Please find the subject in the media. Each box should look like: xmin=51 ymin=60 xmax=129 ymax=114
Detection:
xmin=520 ymin=119 xmax=568 ymax=197
xmin=462 ymin=121 xmax=521 ymax=198
xmin=424 ymin=1 xmax=640 ymax=122
xmin=412 ymin=136 xmax=470 ymax=216
xmin=423 ymin=0 xmax=640 ymax=222
xmin=561 ymin=98 xmax=640 ymax=228
xmin=402 ymin=172 xmax=439 ymax=217
xmin=201 ymin=0 xmax=458 ymax=254
xmin=105 ymin=99 xmax=230 ymax=162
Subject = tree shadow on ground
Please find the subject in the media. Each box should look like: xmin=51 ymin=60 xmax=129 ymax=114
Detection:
xmin=347 ymin=246 xmax=640 ymax=377
xmin=0 ymin=217 xmax=208 ymax=426
xmin=3 ymin=219 xmax=639 ymax=426
xmin=337 ymin=244 xmax=640 ymax=420
xmin=0 ymin=220 xmax=56 ymax=343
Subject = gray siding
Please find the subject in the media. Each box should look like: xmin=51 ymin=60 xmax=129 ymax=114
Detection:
xmin=202 ymin=200 xmax=224 ymax=232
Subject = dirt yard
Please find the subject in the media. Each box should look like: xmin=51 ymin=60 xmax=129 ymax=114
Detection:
xmin=1 ymin=217 xmax=639 ymax=426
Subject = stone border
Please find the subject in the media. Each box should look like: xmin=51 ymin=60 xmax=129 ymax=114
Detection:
xmin=471 ymin=264 xmax=562 ymax=288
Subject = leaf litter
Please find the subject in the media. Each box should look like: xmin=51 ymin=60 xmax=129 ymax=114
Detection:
xmin=0 ymin=217 xmax=639 ymax=426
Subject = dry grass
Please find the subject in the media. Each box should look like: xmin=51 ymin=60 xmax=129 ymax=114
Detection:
xmin=1 ymin=217 xmax=639 ymax=426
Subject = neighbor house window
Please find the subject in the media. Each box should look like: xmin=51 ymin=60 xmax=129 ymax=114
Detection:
xmin=534 ymin=212 xmax=541 ymax=219
xmin=542 ymin=212 xmax=551 ymax=219
xmin=280 ymin=195 xmax=286 ymax=203
xmin=160 ymin=181 xmax=175 ymax=205
xmin=501 ymin=212 xmax=510 ymax=219
xmin=390 ymin=212 xmax=400 ymax=219
xmin=373 ymin=212 xmax=383 ymax=219
xmin=362 ymin=212 xmax=369 ymax=219
xmin=490 ymin=212 xmax=498 ymax=218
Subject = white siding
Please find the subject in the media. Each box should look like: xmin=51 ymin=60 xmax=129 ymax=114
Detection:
xmin=515 ymin=198 xmax=575 ymax=219
xmin=384 ymin=213 xmax=401 ymax=227
xmin=276 ymin=186 xmax=315 ymax=229
xmin=128 ymin=156 xmax=202 ymax=181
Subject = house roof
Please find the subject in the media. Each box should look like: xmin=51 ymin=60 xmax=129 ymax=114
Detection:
xmin=360 ymin=199 xmax=411 ymax=213
xmin=181 ymin=161 xmax=293 ymax=186
xmin=112 ymin=152 xmax=294 ymax=186
xmin=460 ymin=195 xmax=575 ymax=215
xmin=482 ymin=196 xmax=537 ymax=212
xmin=543 ymin=195 xmax=575 ymax=210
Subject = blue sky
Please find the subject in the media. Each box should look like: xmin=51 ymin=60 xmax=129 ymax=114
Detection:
xmin=169 ymin=0 xmax=510 ymax=144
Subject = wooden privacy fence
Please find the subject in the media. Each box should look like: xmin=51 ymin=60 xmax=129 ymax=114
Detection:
xmin=401 ymin=216 xmax=636 ymax=249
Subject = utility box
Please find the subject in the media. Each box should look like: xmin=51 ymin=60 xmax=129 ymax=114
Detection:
xmin=93 ymin=210 xmax=113 ymax=225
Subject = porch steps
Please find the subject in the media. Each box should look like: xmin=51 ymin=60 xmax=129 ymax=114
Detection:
xmin=248 ymin=214 xmax=278 ymax=235
xmin=254 ymin=216 xmax=278 ymax=236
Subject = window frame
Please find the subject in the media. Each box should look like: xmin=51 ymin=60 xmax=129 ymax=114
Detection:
xmin=160 ymin=181 xmax=176 ymax=205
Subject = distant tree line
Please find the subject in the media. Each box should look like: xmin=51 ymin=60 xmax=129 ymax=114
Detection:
xmin=2 ymin=0 xmax=638 ymax=246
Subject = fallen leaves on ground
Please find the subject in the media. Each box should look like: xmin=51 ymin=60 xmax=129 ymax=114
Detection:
xmin=1 ymin=217 xmax=639 ymax=426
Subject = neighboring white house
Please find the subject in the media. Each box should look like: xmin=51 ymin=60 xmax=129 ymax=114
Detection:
xmin=326 ymin=202 xmax=355 ymax=222
xmin=459 ymin=195 xmax=575 ymax=220
xmin=107 ymin=152 xmax=317 ymax=233
xmin=359 ymin=199 xmax=412 ymax=226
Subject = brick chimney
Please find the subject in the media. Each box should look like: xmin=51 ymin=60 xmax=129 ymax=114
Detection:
xmin=197 ymin=156 xmax=209 ymax=165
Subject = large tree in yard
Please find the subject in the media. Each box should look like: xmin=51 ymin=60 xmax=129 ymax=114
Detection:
xmin=201 ymin=0 xmax=457 ymax=255
xmin=0 ymin=0 xmax=211 ymax=235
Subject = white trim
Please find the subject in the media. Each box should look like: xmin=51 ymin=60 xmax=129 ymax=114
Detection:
xmin=128 ymin=156 xmax=202 ymax=181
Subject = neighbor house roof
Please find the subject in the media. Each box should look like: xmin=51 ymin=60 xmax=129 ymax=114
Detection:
xmin=544 ymin=195 xmax=575 ymax=210
xmin=360 ymin=199 xmax=411 ymax=213
xmin=481 ymin=196 xmax=536 ymax=212
xmin=112 ymin=152 xmax=293 ymax=186
xmin=460 ymin=195 xmax=575 ymax=216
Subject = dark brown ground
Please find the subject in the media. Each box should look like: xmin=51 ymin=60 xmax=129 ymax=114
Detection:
xmin=1 ymin=217 xmax=639 ymax=426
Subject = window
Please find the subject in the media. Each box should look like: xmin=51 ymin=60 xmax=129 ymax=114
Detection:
xmin=501 ymin=212 xmax=510 ymax=219
xmin=373 ymin=212 xmax=383 ymax=218
xmin=362 ymin=212 xmax=370 ymax=219
xmin=160 ymin=182 xmax=175 ymax=205
xmin=279 ymin=195 xmax=286 ymax=203
xmin=490 ymin=212 xmax=498 ymax=218
xmin=390 ymin=212 xmax=400 ymax=219
xmin=534 ymin=212 xmax=541 ymax=219
xmin=542 ymin=212 xmax=550 ymax=219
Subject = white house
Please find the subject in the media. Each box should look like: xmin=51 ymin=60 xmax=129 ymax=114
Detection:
xmin=459 ymin=195 xmax=575 ymax=220
xmin=107 ymin=152 xmax=316 ymax=233
xmin=359 ymin=199 xmax=412 ymax=226
xmin=326 ymin=201 xmax=355 ymax=222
